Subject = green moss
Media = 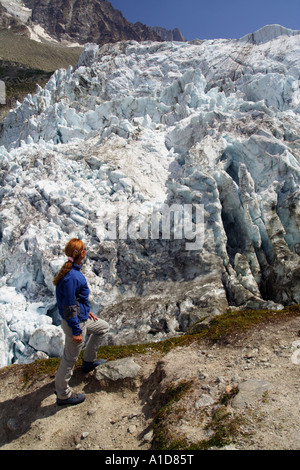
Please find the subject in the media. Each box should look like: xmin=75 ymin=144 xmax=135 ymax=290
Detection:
xmin=220 ymin=386 xmax=239 ymax=405
xmin=152 ymin=390 xmax=245 ymax=450
xmin=195 ymin=406 xmax=246 ymax=450
xmin=22 ymin=357 xmax=60 ymax=387
xmin=205 ymin=304 xmax=300 ymax=342
xmin=152 ymin=380 xmax=194 ymax=450
xmin=96 ymin=304 xmax=300 ymax=360
xmin=94 ymin=333 xmax=196 ymax=363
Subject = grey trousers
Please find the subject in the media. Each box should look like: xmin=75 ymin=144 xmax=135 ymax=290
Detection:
xmin=55 ymin=317 xmax=110 ymax=399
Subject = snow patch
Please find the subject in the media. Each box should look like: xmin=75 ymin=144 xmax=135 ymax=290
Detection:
xmin=0 ymin=0 xmax=31 ymax=23
xmin=240 ymin=24 xmax=300 ymax=45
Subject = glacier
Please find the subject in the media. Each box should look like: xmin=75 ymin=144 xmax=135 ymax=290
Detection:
xmin=0 ymin=24 xmax=300 ymax=367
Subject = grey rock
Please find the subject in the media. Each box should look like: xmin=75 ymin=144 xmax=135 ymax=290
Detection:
xmin=6 ymin=418 xmax=17 ymax=431
xmin=195 ymin=393 xmax=215 ymax=408
xmin=94 ymin=357 xmax=141 ymax=386
xmin=232 ymin=379 xmax=273 ymax=409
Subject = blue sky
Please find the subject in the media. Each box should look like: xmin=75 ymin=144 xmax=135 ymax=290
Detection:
xmin=109 ymin=0 xmax=299 ymax=40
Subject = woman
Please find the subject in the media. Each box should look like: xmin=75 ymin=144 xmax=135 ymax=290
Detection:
xmin=53 ymin=238 xmax=109 ymax=406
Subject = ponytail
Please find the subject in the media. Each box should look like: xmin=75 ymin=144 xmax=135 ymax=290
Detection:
xmin=53 ymin=238 xmax=84 ymax=286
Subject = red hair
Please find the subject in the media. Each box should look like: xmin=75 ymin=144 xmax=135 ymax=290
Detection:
xmin=53 ymin=238 xmax=85 ymax=286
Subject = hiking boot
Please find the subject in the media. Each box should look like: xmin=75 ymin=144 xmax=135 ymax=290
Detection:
xmin=82 ymin=359 xmax=106 ymax=373
xmin=56 ymin=392 xmax=85 ymax=406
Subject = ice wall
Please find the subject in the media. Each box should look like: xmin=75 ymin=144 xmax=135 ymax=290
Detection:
xmin=0 ymin=25 xmax=299 ymax=366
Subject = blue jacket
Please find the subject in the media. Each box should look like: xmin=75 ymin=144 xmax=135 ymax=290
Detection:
xmin=56 ymin=264 xmax=90 ymax=336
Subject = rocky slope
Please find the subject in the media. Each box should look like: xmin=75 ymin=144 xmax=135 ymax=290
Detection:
xmin=23 ymin=0 xmax=162 ymax=45
xmin=0 ymin=0 xmax=185 ymax=47
xmin=0 ymin=25 xmax=299 ymax=368
xmin=1 ymin=309 xmax=300 ymax=450
xmin=0 ymin=61 xmax=52 ymax=121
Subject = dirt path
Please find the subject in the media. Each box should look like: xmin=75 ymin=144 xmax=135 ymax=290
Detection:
xmin=1 ymin=314 xmax=300 ymax=451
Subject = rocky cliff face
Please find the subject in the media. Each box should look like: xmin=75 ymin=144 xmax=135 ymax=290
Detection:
xmin=151 ymin=26 xmax=186 ymax=42
xmin=0 ymin=25 xmax=299 ymax=367
xmin=0 ymin=0 xmax=186 ymax=45
xmin=23 ymin=0 xmax=162 ymax=45
xmin=0 ymin=2 xmax=29 ymax=34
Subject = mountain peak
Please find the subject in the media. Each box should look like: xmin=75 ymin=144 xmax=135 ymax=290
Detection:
xmin=151 ymin=26 xmax=186 ymax=42
xmin=22 ymin=0 xmax=162 ymax=45
xmin=0 ymin=0 xmax=185 ymax=47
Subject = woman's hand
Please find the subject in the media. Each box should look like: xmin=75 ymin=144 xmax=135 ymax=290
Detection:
xmin=72 ymin=334 xmax=82 ymax=344
xmin=89 ymin=312 xmax=98 ymax=321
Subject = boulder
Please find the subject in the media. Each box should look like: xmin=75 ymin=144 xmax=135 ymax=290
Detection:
xmin=93 ymin=357 xmax=142 ymax=389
